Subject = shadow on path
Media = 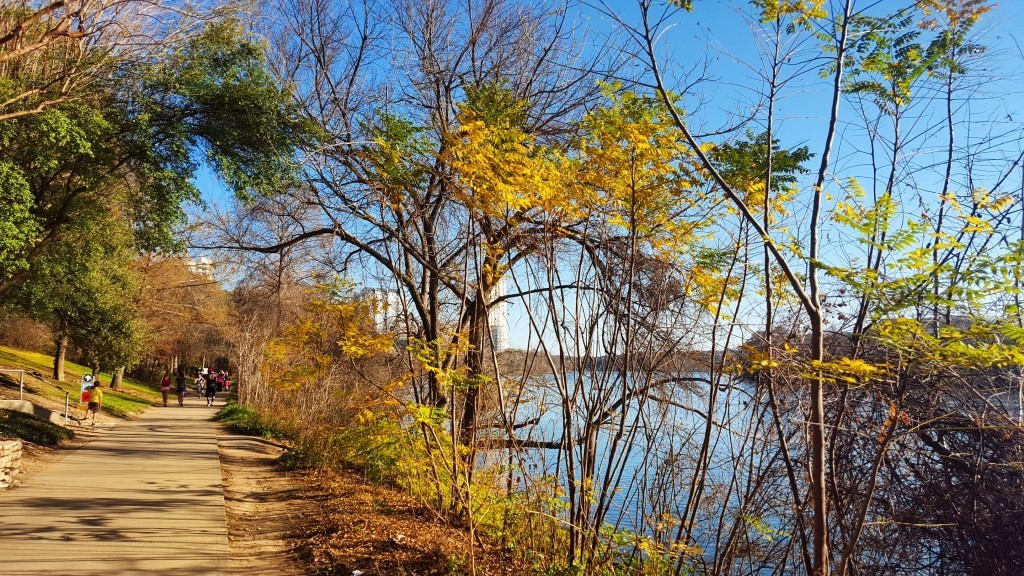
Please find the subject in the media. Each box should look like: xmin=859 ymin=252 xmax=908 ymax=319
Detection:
xmin=0 ymin=402 xmax=229 ymax=575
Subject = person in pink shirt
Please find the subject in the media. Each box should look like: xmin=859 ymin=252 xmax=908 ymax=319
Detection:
xmin=159 ymin=372 xmax=171 ymax=407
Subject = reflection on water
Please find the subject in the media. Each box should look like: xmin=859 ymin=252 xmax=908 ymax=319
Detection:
xmin=480 ymin=371 xmax=764 ymax=535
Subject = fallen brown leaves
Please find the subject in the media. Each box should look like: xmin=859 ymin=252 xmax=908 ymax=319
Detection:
xmin=218 ymin=430 xmax=529 ymax=575
xmin=298 ymin=468 xmax=525 ymax=576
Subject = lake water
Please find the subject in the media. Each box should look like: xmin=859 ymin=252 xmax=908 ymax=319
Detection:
xmin=482 ymin=371 xmax=765 ymax=536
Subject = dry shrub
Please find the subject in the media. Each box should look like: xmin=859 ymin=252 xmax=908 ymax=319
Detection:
xmin=0 ymin=313 xmax=53 ymax=352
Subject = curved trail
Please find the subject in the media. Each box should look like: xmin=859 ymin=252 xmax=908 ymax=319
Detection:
xmin=0 ymin=401 xmax=228 ymax=575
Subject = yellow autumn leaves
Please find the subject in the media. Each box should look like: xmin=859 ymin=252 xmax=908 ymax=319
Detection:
xmin=742 ymin=345 xmax=882 ymax=385
xmin=446 ymin=109 xmax=572 ymax=217
xmin=445 ymin=88 xmax=710 ymax=259
xmin=577 ymin=91 xmax=709 ymax=255
xmin=261 ymin=283 xmax=395 ymax=392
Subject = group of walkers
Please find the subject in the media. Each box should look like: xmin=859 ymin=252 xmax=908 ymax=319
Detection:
xmin=196 ymin=369 xmax=230 ymax=407
xmin=159 ymin=368 xmax=231 ymax=408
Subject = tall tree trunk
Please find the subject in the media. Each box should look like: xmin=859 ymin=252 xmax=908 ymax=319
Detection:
xmin=111 ymin=366 xmax=124 ymax=390
xmin=53 ymin=335 xmax=68 ymax=381
xmin=808 ymin=314 xmax=828 ymax=576
xmin=459 ymin=296 xmax=486 ymax=448
xmin=460 ymin=235 xmax=501 ymax=449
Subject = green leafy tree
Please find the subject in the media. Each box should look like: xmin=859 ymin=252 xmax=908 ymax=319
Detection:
xmin=0 ymin=18 xmax=308 ymax=295
xmin=16 ymin=203 xmax=146 ymax=383
xmin=0 ymin=161 xmax=38 ymax=280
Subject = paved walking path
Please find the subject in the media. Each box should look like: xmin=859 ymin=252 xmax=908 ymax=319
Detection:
xmin=0 ymin=400 xmax=228 ymax=575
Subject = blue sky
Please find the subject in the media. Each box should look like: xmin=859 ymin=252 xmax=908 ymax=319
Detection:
xmin=194 ymin=0 xmax=1024 ymax=202
xmin=190 ymin=0 xmax=1024 ymax=350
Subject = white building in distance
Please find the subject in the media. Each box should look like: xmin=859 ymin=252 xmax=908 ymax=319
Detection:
xmin=360 ymin=281 xmax=509 ymax=352
xmin=488 ymin=277 xmax=509 ymax=352
xmin=360 ymin=288 xmax=405 ymax=334
xmin=187 ymin=257 xmax=213 ymax=277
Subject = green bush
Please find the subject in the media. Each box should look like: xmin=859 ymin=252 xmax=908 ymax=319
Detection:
xmin=215 ymin=402 xmax=290 ymax=439
xmin=0 ymin=409 xmax=74 ymax=446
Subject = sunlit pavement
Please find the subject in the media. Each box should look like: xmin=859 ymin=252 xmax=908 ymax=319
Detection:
xmin=0 ymin=397 xmax=228 ymax=575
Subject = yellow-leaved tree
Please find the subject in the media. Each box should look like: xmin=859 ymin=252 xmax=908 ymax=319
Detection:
xmin=445 ymin=83 xmax=581 ymax=451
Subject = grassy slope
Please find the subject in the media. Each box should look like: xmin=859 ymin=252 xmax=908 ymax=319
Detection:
xmin=0 ymin=345 xmax=160 ymax=418
xmin=0 ymin=409 xmax=75 ymax=445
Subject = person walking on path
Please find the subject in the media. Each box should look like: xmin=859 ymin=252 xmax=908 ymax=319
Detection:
xmin=175 ymin=369 xmax=187 ymax=407
xmin=159 ymin=372 xmax=171 ymax=407
xmin=204 ymin=374 xmax=217 ymax=406
xmin=84 ymin=380 xmax=103 ymax=425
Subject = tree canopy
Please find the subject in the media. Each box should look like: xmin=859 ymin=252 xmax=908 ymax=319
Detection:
xmin=0 ymin=15 xmax=307 ymax=295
